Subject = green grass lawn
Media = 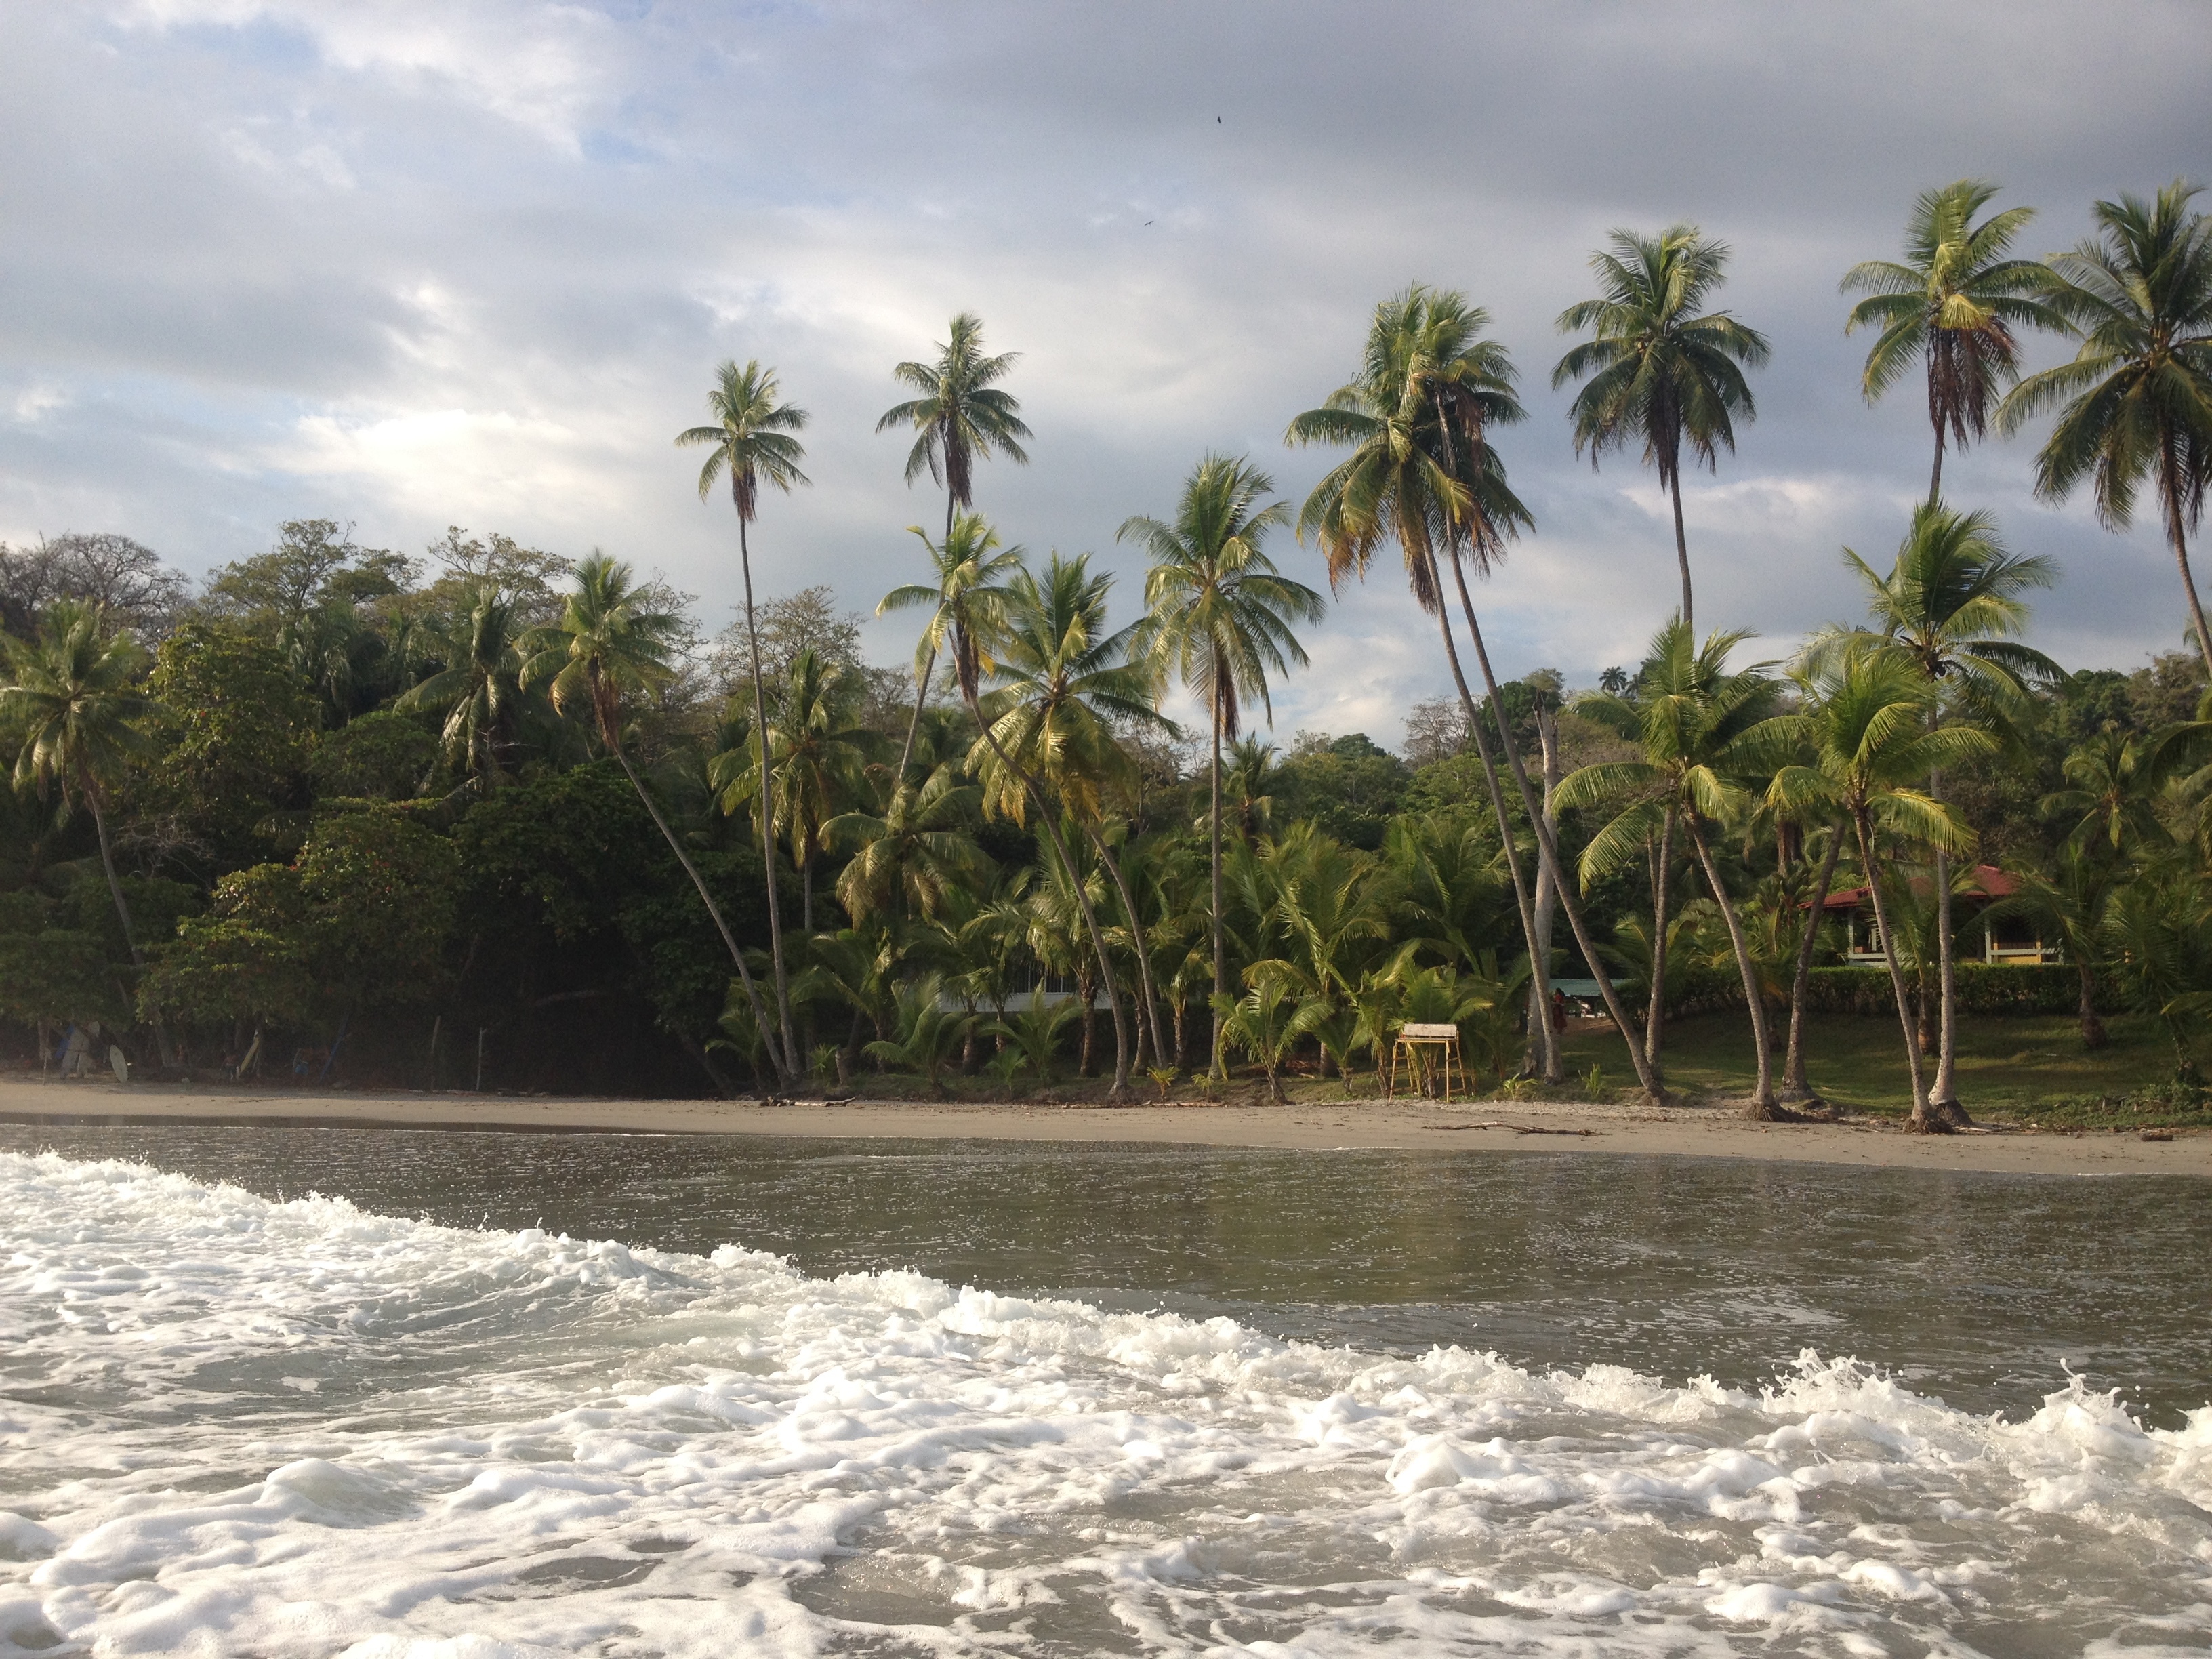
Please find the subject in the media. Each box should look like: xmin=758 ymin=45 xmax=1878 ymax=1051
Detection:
xmin=1558 ymin=1009 xmax=2199 ymax=1124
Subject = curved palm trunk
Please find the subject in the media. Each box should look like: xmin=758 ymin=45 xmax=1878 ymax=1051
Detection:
xmin=1425 ymin=564 xmax=1557 ymax=1081
xmin=1925 ymin=771 xmax=1972 ymax=1128
xmin=1853 ymin=809 xmax=1936 ymax=1128
xmin=737 ymin=514 xmax=800 ymax=1079
xmin=1645 ymin=805 xmax=1677 ymax=1069
xmin=609 ymin=741 xmax=787 ymax=1085
xmin=895 ymin=646 xmax=937 ymax=784
xmin=1454 ymin=586 xmax=1664 ymax=1103
xmin=1080 ymin=820 xmax=1169 ymax=1072
xmin=1209 ymin=695 xmax=1226 ymax=1081
xmin=893 ymin=495 xmax=960 ymax=786
xmin=1524 ymin=704 xmax=1565 ymax=1083
xmin=1783 ymin=828 xmax=1843 ymax=1100
xmin=2163 ymin=456 xmax=2212 ymax=682
xmin=963 ymin=683 xmax=1131 ymax=1100
xmin=1668 ymin=472 xmax=1694 ymax=634
xmin=88 ymin=792 xmax=174 ymax=1069
xmin=1685 ymin=817 xmax=1780 ymax=1116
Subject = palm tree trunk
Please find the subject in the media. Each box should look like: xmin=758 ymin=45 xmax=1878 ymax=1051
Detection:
xmin=1080 ymin=821 xmax=1168 ymax=1071
xmin=609 ymin=741 xmax=787 ymax=1085
xmin=802 ymin=851 xmax=813 ymax=935
xmin=1525 ymin=702 xmax=1565 ymax=1083
xmin=87 ymin=790 xmax=176 ymax=1070
xmin=894 ymin=494 xmax=960 ymax=786
xmin=1210 ymin=695 xmax=1226 ymax=1080
xmin=1687 ymin=817 xmax=1780 ymax=1116
xmin=1926 ymin=773 xmax=1971 ymax=1128
xmin=1929 ymin=428 xmax=1946 ymax=506
xmin=1783 ymin=828 xmax=1842 ymax=1100
xmin=736 ymin=514 xmax=800 ymax=1079
xmin=2163 ymin=456 xmax=2212 ymax=681
xmin=1452 ymin=581 xmax=1664 ymax=1102
xmin=2077 ymin=961 xmax=2106 ymax=1050
xmin=1856 ymin=811 xmax=1936 ymax=1128
xmin=1668 ymin=472 xmax=1694 ymax=634
xmin=962 ymin=682 xmax=1131 ymax=1100
xmin=1646 ymin=804 xmax=1676 ymax=1068
xmin=1426 ymin=560 xmax=1558 ymax=1081
xmin=895 ymin=645 xmax=937 ymax=785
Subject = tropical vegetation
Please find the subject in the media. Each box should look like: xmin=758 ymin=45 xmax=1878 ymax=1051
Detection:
xmin=5 ymin=190 xmax=2211 ymax=1132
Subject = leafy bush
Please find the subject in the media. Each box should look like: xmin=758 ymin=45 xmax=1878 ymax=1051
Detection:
xmin=1659 ymin=961 xmax=2094 ymax=1019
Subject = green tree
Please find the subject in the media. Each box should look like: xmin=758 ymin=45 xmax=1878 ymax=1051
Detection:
xmin=523 ymin=553 xmax=789 ymax=1085
xmin=1122 ymin=453 xmax=1323 ymax=1078
xmin=1 ymin=602 xmax=159 ymax=979
xmin=1825 ymin=502 xmax=2057 ymax=1119
xmin=1763 ymin=653 xmax=1994 ymax=1130
xmin=1842 ymin=179 xmax=2070 ymax=501
xmin=1214 ymin=975 xmax=1307 ymax=1103
xmin=1557 ymin=622 xmax=1786 ymax=1116
xmin=2001 ymin=181 xmax=2212 ymax=673
xmin=678 ymin=359 xmax=811 ymax=1077
xmin=876 ymin=312 xmax=1033 ymax=780
xmin=826 ymin=761 xmax=989 ymax=925
xmin=144 ymin=620 xmax=319 ymax=868
xmin=1553 ymin=226 xmax=1770 ymax=632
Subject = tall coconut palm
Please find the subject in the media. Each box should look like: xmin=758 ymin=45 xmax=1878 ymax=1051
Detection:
xmin=880 ymin=517 xmax=1139 ymax=1099
xmin=677 ymin=359 xmax=810 ymax=1077
xmin=1556 ymin=622 xmax=1787 ymax=1117
xmin=1286 ymin=287 xmax=1572 ymax=1086
xmin=1842 ymin=180 xmax=2070 ymax=502
xmin=522 ymin=554 xmax=787 ymax=1082
xmin=1 ymin=601 xmax=157 ymax=970
xmin=876 ymin=312 xmax=1033 ymax=781
xmin=2000 ymin=181 xmax=2212 ymax=674
xmin=970 ymin=552 xmax=1176 ymax=1078
xmin=825 ymin=762 xmax=989 ymax=925
xmin=395 ymin=583 xmax=526 ymax=792
xmin=1820 ymin=502 xmax=2058 ymax=1123
xmin=1763 ymin=653 xmax=1994 ymax=1130
xmin=1553 ymin=226 xmax=1770 ymax=632
xmin=1122 ymin=454 xmax=1324 ymax=1078
xmin=1291 ymin=287 xmax=1654 ymax=1094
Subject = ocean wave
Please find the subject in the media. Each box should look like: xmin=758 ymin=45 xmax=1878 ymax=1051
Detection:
xmin=1 ymin=1148 xmax=2207 ymax=1656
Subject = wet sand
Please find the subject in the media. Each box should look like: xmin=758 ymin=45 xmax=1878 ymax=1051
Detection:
xmin=1 ymin=1076 xmax=2201 ymax=1176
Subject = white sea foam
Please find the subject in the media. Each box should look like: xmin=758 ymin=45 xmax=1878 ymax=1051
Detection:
xmin=1 ymin=1147 xmax=2208 ymax=1656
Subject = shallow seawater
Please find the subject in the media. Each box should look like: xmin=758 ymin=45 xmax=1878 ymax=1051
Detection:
xmin=0 ymin=1128 xmax=2208 ymax=1656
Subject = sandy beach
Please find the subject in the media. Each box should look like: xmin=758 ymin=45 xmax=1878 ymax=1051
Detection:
xmin=1 ymin=1075 xmax=2200 ymax=1177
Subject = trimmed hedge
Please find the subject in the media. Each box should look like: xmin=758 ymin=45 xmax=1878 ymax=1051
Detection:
xmin=1655 ymin=961 xmax=2094 ymax=1020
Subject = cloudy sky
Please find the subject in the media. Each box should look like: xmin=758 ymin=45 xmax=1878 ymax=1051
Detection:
xmin=2 ymin=1 xmax=2207 ymax=743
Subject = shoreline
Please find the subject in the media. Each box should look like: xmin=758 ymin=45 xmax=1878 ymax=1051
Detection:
xmin=0 ymin=1077 xmax=2202 ymax=1177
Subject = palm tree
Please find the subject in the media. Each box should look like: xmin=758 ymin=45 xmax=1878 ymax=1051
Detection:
xmin=1553 ymin=225 xmax=1770 ymax=632
xmin=1557 ymin=622 xmax=1788 ymax=1117
xmin=1 ymin=602 xmax=157 ymax=972
xmin=394 ymin=583 xmax=526 ymax=792
xmin=863 ymin=974 xmax=975 ymax=1096
xmin=1287 ymin=287 xmax=1592 ymax=1088
xmin=1842 ymin=179 xmax=2070 ymax=501
xmin=825 ymin=762 xmax=989 ymax=924
xmin=1215 ymin=975 xmax=1306 ymax=1103
xmin=1823 ymin=502 xmax=2058 ymax=1122
xmin=678 ymin=359 xmax=811 ymax=1076
xmin=522 ymin=554 xmax=787 ymax=1085
xmin=2001 ymin=182 xmax=2212 ymax=672
xmin=1763 ymin=653 xmax=1995 ymax=1130
xmin=713 ymin=648 xmax=876 ymax=933
xmin=970 ymin=552 xmax=1175 ymax=1078
xmin=882 ymin=517 xmax=1139 ymax=1100
xmin=1122 ymin=454 xmax=1324 ymax=1078
xmin=877 ymin=312 xmax=1033 ymax=780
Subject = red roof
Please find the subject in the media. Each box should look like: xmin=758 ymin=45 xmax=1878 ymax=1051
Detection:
xmin=1811 ymin=864 xmax=2020 ymax=910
